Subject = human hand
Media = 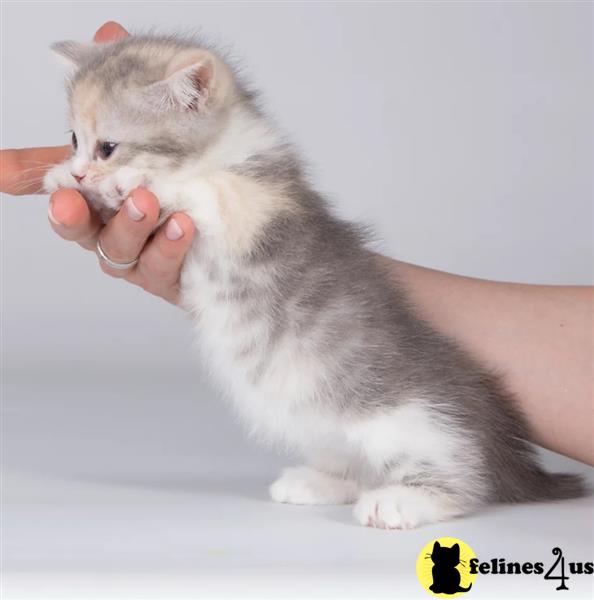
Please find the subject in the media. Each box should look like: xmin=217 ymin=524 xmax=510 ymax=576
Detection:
xmin=0 ymin=21 xmax=195 ymax=305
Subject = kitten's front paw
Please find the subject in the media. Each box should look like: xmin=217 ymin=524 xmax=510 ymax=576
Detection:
xmin=43 ymin=162 xmax=77 ymax=194
xmin=270 ymin=466 xmax=358 ymax=505
xmin=354 ymin=485 xmax=458 ymax=530
xmin=99 ymin=167 xmax=146 ymax=208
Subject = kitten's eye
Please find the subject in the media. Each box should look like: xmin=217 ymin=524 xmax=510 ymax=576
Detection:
xmin=71 ymin=132 xmax=78 ymax=151
xmin=97 ymin=141 xmax=118 ymax=160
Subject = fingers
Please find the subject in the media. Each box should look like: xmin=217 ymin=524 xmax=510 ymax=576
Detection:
xmin=48 ymin=188 xmax=102 ymax=250
xmin=96 ymin=188 xmax=160 ymax=277
xmin=93 ymin=21 xmax=129 ymax=43
xmin=93 ymin=187 xmax=195 ymax=304
xmin=50 ymin=185 xmax=195 ymax=306
xmin=0 ymin=146 xmax=70 ymax=195
xmin=129 ymin=213 xmax=196 ymax=304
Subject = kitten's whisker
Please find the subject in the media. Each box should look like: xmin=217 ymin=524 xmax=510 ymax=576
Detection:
xmin=6 ymin=165 xmax=49 ymax=176
xmin=13 ymin=173 xmax=47 ymax=183
xmin=9 ymin=175 xmax=48 ymax=194
xmin=4 ymin=171 xmax=51 ymax=190
xmin=10 ymin=177 xmax=46 ymax=191
xmin=11 ymin=160 xmax=56 ymax=166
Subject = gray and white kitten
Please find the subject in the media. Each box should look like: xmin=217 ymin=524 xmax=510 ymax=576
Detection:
xmin=44 ymin=34 xmax=584 ymax=529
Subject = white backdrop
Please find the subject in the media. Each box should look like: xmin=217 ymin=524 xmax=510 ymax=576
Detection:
xmin=2 ymin=2 xmax=593 ymax=599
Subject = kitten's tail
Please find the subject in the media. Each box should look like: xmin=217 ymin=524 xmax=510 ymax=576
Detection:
xmin=458 ymin=583 xmax=472 ymax=592
xmin=503 ymin=465 xmax=588 ymax=503
xmin=487 ymin=377 xmax=589 ymax=503
xmin=493 ymin=436 xmax=588 ymax=503
xmin=532 ymin=470 xmax=587 ymax=501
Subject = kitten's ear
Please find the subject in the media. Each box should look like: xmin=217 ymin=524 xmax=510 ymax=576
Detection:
xmin=51 ymin=41 xmax=97 ymax=71
xmin=433 ymin=541 xmax=441 ymax=551
xmin=452 ymin=543 xmax=460 ymax=557
xmin=143 ymin=50 xmax=229 ymax=112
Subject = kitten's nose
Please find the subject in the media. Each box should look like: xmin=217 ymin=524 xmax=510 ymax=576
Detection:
xmin=72 ymin=173 xmax=85 ymax=183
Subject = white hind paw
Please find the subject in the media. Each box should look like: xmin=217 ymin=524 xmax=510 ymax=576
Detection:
xmin=354 ymin=485 xmax=459 ymax=529
xmin=270 ymin=466 xmax=358 ymax=505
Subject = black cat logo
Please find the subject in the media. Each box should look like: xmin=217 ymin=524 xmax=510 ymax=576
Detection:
xmin=428 ymin=541 xmax=472 ymax=595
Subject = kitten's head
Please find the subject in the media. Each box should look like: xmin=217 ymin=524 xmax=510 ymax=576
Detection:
xmin=48 ymin=36 xmax=242 ymax=218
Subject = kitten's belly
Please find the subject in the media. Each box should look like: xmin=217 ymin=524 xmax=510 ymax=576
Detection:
xmin=182 ymin=258 xmax=336 ymax=449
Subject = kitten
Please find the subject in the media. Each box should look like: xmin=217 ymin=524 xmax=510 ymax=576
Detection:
xmin=44 ymin=34 xmax=585 ymax=529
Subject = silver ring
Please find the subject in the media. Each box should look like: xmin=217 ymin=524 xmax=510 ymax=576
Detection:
xmin=96 ymin=239 xmax=139 ymax=270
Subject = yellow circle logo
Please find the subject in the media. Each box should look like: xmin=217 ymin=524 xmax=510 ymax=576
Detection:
xmin=416 ymin=537 xmax=477 ymax=597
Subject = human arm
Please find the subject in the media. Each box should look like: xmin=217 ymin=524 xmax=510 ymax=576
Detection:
xmin=386 ymin=259 xmax=594 ymax=466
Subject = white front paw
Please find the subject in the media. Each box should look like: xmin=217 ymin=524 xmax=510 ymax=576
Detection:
xmin=115 ymin=166 xmax=146 ymax=197
xmin=99 ymin=167 xmax=146 ymax=209
xmin=269 ymin=466 xmax=358 ymax=505
xmin=43 ymin=162 xmax=77 ymax=194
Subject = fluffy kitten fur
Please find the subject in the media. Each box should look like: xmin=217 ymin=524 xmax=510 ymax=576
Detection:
xmin=45 ymin=34 xmax=585 ymax=529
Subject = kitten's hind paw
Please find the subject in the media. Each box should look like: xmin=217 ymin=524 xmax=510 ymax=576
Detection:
xmin=269 ymin=466 xmax=358 ymax=505
xmin=354 ymin=485 xmax=462 ymax=529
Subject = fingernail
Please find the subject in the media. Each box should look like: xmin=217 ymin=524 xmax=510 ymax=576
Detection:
xmin=165 ymin=217 xmax=183 ymax=241
xmin=48 ymin=203 xmax=62 ymax=225
xmin=125 ymin=196 xmax=145 ymax=221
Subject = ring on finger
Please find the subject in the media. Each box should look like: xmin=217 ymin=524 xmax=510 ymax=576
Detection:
xmin=96 ymin=238 xmax=139 ymax=270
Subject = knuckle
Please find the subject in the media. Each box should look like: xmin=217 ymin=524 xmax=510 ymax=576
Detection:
xmin=137 ymin=278 xmax=158 ymax=296
xmin=77 ymin=238 xmax=98 ymax=252
xmin=132 ymin=272 xmax=162 ymax=297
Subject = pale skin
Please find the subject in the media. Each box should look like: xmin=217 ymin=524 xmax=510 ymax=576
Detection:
xmin=2 ymin=22 xmax=592 ymax=467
